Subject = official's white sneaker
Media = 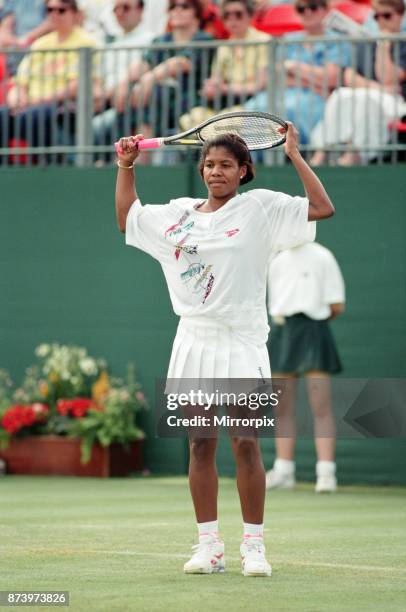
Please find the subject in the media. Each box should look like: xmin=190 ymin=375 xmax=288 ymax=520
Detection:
xmin=240 ymin=537 xmax=272 ymax=577
xmin=315 ymin=474 xmax=337 ymax=493
xmin=265 ymin=468 xmax=296 ymax=490
xmin=183 ymin=537 xmax=225 ymax=574
xmin=315 ymin=461 xmax=337 ymax=493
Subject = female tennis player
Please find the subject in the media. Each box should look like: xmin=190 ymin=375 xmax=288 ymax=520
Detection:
xmin=115 ymin=123 xmax=335 ymax=577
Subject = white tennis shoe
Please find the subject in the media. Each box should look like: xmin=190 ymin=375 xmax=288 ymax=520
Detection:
xmin=184 ymin=537 xmax=225 ymax=574
xmin=315 ymin=461 xmax=337 ymax=493
xmin=240 ymin=537 xmax=272 ymax=577
xmin=315 ymin=474 xmax=337 ymax=493
xmin=265 ymin=468 xmax=296 ymax=490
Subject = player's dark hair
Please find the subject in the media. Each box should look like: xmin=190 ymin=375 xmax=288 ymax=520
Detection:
xmin=198 ymin=134 xmax=255 ymax=185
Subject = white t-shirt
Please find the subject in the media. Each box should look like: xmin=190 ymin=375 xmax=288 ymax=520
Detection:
xmin=102 ymin=26 xmax=154 ymax=90
xmin=126 ymin=189 xmax=316 ymax=345
xmin=268 ymin=242 xmax=345 ymax=320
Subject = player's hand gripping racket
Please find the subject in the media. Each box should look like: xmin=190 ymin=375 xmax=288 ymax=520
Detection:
xmin=115 ymin=111 xmax=288 ymax=154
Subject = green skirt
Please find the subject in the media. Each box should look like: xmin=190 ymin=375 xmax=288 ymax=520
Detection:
xmin=268 ymin=313 xmax=342 ymax=375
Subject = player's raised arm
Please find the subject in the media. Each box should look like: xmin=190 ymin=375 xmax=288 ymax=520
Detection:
xmin=283 ymin=123 xmax=335 ymax=221
xmin=115 ymin=135 xmax=144 ymax=233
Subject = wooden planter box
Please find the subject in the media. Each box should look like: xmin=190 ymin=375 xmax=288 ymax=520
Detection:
xmin=0 ymin=435 xmax=144 ymax=477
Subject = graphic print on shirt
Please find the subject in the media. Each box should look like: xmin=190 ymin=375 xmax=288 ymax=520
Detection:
xmin=165 ymin=211 xmax=193 ymax=238
xmin=174 ymin=234 xmax=198 ymax=261
xmin=164 ymin=210 xmax=215 ymax=304
xmin=181 ymin=262 xmax=205 ymax=282
xmin=225 ymin=228 xmax=240 ymax=238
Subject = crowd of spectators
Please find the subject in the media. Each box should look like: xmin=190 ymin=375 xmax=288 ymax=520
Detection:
xmin=0 ymin=0 xmax=99 ymax=154
xmin=0 ymin=0 xmax=405 ymax=164
xmin=93 ymin=0 xmax=215 ymax=153
xmin=245 ymin=0 xmax=352 ymax=144
xmin=310 ymin=0 xmax=406 ymax=165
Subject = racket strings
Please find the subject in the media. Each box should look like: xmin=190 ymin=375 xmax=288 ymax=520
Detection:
xmin=199 ymin=115 xmax=284 ymax=150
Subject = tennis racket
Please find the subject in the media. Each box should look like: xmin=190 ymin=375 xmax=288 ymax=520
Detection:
xmin=115 ymin=111 xmax=288 ymax=153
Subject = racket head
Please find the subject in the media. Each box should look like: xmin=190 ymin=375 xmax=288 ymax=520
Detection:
xmin=114 ymin=112 xmax=288 ymax=153
xmin=194 ymin=111 xmax=288 ymax=151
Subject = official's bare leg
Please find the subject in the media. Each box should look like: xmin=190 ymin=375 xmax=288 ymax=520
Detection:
xmin=305 ymin=372 xmax=336 ymax=461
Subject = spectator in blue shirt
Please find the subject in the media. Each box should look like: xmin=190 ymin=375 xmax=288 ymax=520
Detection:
xmin=245 ymin=0 xmax=351 ymax=144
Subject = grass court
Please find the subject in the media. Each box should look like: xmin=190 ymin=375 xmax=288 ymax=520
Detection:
xmin=1 ymin=476 xmax=405 ymax=612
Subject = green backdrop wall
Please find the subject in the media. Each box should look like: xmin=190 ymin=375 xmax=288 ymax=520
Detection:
xmin=0 ymin=166 xmax=405 ymax=483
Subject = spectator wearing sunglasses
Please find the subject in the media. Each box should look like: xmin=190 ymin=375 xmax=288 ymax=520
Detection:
xmin=363 ymin=0 xmax=406 ymax=34
xmin=203 ymin=1 xmax=270 ymax=106
xmin=92 ymin=0 xmax=154 ymax=153
xmin=99 ymin=1 xmax=153 ymax=100
xmin=1 ymin=0 xmax=99 ymax=153
xmin=245 ymin=0 xmax=351 ymax=144
xmin=133 ymin=0 xmax=214 ymax=116
xmin=310 ymin=0 xmax=406 ymax=165
xmin=94 ymin=0 xmax=214 ymax=149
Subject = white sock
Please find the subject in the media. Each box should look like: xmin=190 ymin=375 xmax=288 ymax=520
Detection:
xmin=197 ymin=520 xmax=219 ymax=542
xmin=316 ymin=461 xmax=336 ymax=477
xmin=274 ymin=458 xmax=295 ymax=474
xmin=243 ymin=522 xmax=264 ymax=540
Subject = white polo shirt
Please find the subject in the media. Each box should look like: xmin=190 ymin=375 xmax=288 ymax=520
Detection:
xmin=126 ymin=189 xmax=316 ymax=345
xmin=268 ymin=242 xmax=345 ymax=320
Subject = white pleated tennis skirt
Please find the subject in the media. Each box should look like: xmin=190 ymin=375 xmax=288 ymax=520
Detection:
xmin=167 ymin=316 xmax=271 ymax=381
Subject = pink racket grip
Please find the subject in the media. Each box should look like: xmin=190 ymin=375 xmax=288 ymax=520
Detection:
xmin=115 ymin=138 xmax=163 ymax=154
xmin=137 ymin=138 xmax=163 ymax=150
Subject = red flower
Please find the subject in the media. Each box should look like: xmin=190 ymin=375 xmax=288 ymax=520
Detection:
xmin=57 ymin=398 xmax=93 ymax=418
xmin=21 ymin=407 xmax=35 ymax=426
xmin=1 ymin=403 xmax=49 ymax=434
xmin=56 ymin=399 xmax=70 ymax=416
xmin=72 ymin=406 xmax=86 ymax=418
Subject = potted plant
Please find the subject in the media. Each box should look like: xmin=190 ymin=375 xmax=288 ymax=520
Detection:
xmin=0 ymin=344 xmax=147 ymax=477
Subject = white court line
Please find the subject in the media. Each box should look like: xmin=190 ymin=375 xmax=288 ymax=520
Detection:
xmin=8 ymin=547 xmax=402 ymax=574
xmin=94 ymin=551 xmax=406 ymax=573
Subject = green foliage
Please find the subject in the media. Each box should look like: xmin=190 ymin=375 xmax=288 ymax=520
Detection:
xmin=0 ymin=369 xmax=13 ymax=412
xmin=67 ymin=382 xmax=145 ymax=463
